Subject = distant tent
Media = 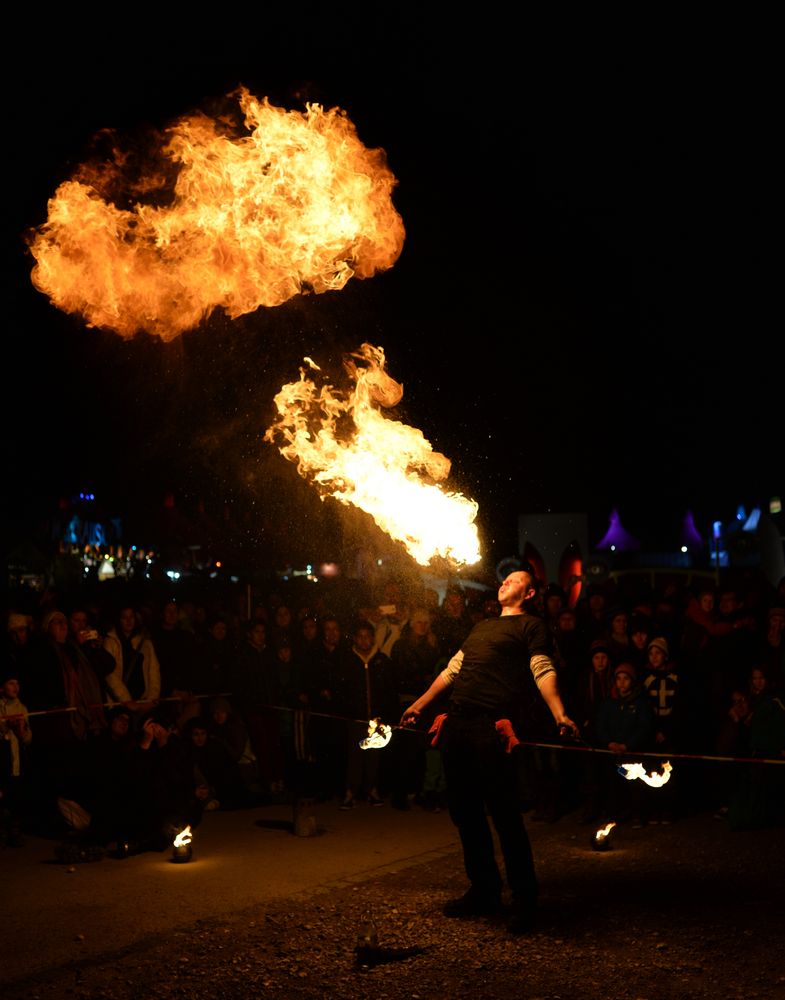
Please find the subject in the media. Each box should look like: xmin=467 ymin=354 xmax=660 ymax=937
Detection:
xmin=680 ymin=510 xmax=704 ymax=551
xmin=595 ymin=509 xmax=641 ymax=551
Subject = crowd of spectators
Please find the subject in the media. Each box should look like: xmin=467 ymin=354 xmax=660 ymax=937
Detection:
xmin=1 ymin=569 xmax=784 ymax=858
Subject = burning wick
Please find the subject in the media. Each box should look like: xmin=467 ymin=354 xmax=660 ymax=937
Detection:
xmin=360 ymin=718 xmax=392 ymax=749
xmin=617 ymin=761 xmax=673 ymax=787
xmin=593 ymin=821 xmax=616 ymax=851
xmin=171 ymin=825 xmax=193 ymax=863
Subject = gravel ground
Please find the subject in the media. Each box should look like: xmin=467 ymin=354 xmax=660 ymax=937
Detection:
xmin=5 ymin=808 xmax=785 ymax=1000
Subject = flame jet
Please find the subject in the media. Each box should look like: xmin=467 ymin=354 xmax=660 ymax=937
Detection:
xmin=27 ymin=88 xmax=405 ymax=340
xmin=265 ymin=343 xmax=482 ymax=568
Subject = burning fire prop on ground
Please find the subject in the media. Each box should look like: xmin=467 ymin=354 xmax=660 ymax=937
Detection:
xmin=265 ymin=344 xmax=482 ymax=567
xmin=618 ymin=760 xmax=673 ymax=787
xmin=27 ymin=88 xmax=405 ymax=340
xmin=171 ymin=825 xmax=193 ymax=862
xmin=593 ymin=821 xmax=616 ymax=851
xmin=360 ymin=717 xmax=392 ymax=749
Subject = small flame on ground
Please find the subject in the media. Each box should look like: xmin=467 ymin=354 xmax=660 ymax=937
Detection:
xmin=27 ymin=89 xmax=405 ymax=340
xmin=595 ymin=821 xmax=616 ymax=841
xmin=618 ymin=761 xmax=673 ymax=787
xmin=360 ymin=718 xmax=392 ymax=749
xmin=173 ymin=825 xmax=193 ymax=847
xmin=264 ymin=343 xmax=482 ymax=567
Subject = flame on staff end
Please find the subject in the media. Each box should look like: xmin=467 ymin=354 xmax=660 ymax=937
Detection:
xmin=360 ymin=718 xmax=392 ymax=749
xmin=173 ymin=825 xmax=193 ymax=848
xmin=618 ymin=761 xmax=673 ymax=787
xmin=27 ymin=88 xmax=405 ymax=340
xmin=264 ymin=344 xmax=482 ymax=568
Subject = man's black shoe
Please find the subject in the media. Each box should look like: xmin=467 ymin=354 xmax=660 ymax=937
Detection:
xmin=442 ymin=889 xmax=502 ymax=918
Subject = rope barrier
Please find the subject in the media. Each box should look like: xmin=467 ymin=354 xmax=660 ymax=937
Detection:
xmin=511 ymin=739 xmax=785 ymax=767
xmin=3 ymin=695 xmax=783 ymax=767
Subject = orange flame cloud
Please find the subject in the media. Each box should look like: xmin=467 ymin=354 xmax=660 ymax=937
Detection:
xmin=264 ymin=344 xmax=482 ymax=568
xmin=27 ymin=88 xmax=405 ymax=340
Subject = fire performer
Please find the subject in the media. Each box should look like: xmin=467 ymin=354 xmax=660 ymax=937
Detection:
xmin=400 ymin=565 xmax=578 ymax=934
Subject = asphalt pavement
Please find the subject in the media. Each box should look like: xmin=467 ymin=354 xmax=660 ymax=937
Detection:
xmin=4 ymin=798 xmax=460 ymax=984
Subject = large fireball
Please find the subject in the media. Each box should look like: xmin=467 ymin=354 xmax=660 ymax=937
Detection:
xmin=27 ymin=88 xmax=405 ymax=340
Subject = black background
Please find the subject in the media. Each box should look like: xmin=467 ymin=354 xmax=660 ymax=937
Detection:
xmin=5 ymin=14 xmax=781 ymax=572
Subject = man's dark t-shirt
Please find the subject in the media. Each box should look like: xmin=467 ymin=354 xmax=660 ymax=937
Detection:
xmin=450 ymin=614 xmax=554 ymax=734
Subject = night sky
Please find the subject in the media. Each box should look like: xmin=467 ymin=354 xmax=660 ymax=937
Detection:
xmin=5 ymin=18 xmax=780 ymax=574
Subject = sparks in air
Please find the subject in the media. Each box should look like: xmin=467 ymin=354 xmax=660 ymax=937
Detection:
xmin=264 ymin=343 xmax=482 ymax=568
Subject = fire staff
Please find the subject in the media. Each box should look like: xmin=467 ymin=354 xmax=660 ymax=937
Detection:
xmin=400 ymin=565 xmax=578 ymax=934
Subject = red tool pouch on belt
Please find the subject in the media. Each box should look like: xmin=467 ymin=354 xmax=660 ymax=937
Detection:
xmin=428 ymin=712 xmax=448 ymax=748
xmin=495 ymin=718 xmax=521 ymax=753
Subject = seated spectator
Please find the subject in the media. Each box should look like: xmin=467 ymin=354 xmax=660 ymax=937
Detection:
xmin=207 ymin=696 xmax=262 ymax=804
xmin=134 ymin=710 xmax=208 ymax=850
xmin=80 ymin=705 xmax=150 ymax=851
xmin=182 ymin=716 xmax=252 ymax=810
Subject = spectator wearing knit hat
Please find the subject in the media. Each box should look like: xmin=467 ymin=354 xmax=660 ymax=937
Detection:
xmin=596 ymin=663 xmax=655 ymax=753
xmin=641 ymin=637 xmax=682 ymax=823
xmin=4 ymin=611 xmax=34 ymax=693
xmin=594 ymin=662 xmax=656 ymax=823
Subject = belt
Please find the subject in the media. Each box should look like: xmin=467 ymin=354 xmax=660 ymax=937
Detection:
xmin=448 ymin=700 xmax=498 ymax=719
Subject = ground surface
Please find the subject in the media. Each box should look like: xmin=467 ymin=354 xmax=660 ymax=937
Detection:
xmin=4 ymin=802 xmax=785 ymax=1000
